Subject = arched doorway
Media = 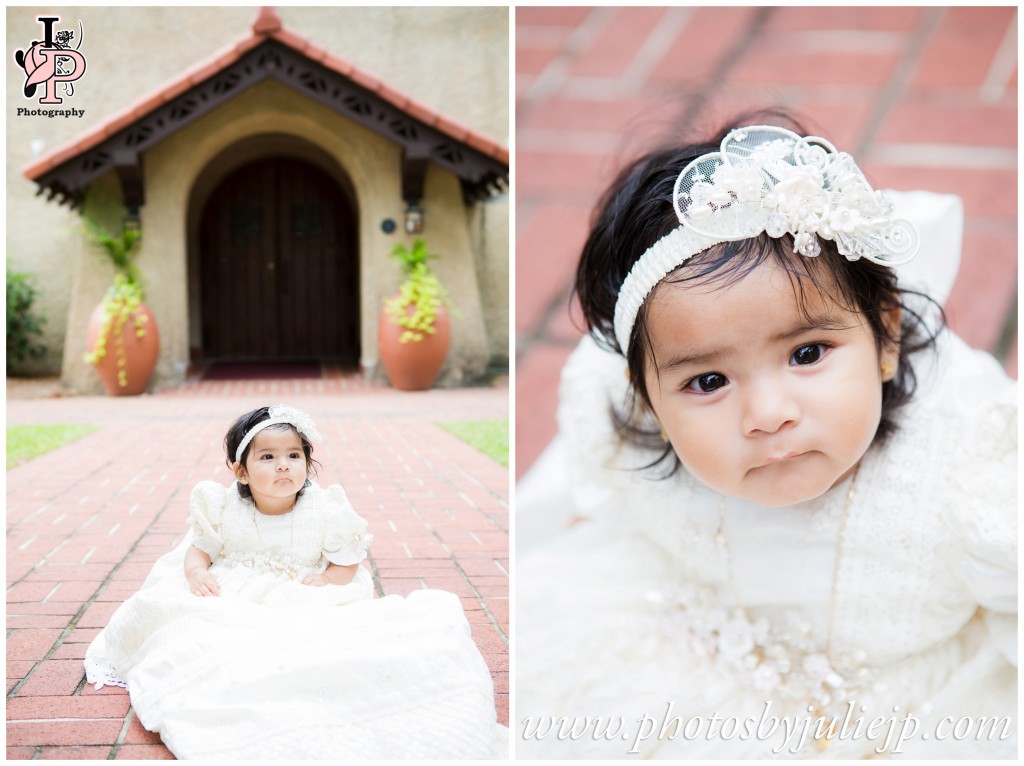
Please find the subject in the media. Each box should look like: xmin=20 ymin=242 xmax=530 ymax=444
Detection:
xmin=198 ymin=156 xmax=359 ymax=364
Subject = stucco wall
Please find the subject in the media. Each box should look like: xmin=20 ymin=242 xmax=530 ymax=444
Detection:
xmin=7 ymin=6 xmax=508 ymax=383
xmin=471 ymin=195 xmax=511 ymax=371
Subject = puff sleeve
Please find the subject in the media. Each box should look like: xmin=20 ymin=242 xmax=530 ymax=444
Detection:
xmin=188 ymin=481 xmax=229 ymax=560
xmin=517 ymin=336 xmax=646 ymax=550
xmin=941 ymin=347 xmax=1017 ymax=665
xmin=321 ymin=484 xmax=373 ymax=566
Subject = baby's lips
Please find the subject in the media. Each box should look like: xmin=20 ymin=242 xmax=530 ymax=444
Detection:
xmin=755 ymin=450 xmax=806 ymax=468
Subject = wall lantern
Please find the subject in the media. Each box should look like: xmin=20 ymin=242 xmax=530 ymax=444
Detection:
xmin=404 ymin=201 xmax=424 ymax=235
xmin=123 ymin=209 xmax=142 ymax=236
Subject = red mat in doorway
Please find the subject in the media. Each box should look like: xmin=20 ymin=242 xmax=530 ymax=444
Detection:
xmin=201 ymin=362 xmax=322 ymax=381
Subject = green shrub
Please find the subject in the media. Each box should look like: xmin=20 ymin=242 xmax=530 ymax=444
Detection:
xmin=6 ymin=264 xmax=47 ymax=376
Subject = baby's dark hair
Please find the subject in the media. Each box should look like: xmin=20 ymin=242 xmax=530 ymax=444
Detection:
xmin=574 ymin=110 xmax=944 ymax=474
xmin=224 ymin=406 xmax=319 ymax=501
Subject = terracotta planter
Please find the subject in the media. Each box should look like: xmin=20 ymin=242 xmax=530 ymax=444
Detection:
xmin=377 ymin=302 xmax=451 ymax=391
xmin=86 ymin=301 xmax=160 ymax=396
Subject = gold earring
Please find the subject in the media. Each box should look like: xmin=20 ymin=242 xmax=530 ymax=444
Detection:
xmin=881 ymin=361 xmax=895 ymax=379
xmin=659 ymin=428 xmax=669 ymax=443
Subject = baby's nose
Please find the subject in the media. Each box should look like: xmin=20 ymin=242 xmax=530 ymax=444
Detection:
xmin=741 ymin=378 xmax=801 ymax=436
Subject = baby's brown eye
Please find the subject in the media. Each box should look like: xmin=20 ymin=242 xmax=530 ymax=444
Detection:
xmin=686 ymin=373 xmax=728 ymax=393
xmin=792 ymin=344 xmax=825 ymax=365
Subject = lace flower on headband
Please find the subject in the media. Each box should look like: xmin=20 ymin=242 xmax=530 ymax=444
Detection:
xmin=613 ymin=125 xmax=920 ymax=352
xmin=675 ymin=126 xmax=918 ymax=262
xmin=234 ymin=404 xmax=322 ymax=464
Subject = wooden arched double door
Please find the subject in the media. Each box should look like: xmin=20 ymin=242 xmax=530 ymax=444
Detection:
xmin=199 ymin=157 xmax=359 ymax=363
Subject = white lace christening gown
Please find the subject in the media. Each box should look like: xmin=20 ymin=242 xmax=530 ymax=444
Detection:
xmin=516 ymin=329 xmax=1017 ymax=759
xmin=85 ymin=481 xmax=506 ymax=759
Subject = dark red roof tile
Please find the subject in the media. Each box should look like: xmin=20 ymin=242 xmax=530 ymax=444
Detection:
xmin=320 ymin=51 xmax=355 ymax=77
xmin=302 ymin=40 xmax=330 ymax=65
xmin=376 ymin=83 xmax=411 ymax=112
xmin=235 ymin=35 xmax=264 ymax=57
xmin=270 ymin=28 xmax=309 ymax=55
xmin=466 ymin=130 xmax=503 ymax=158
xmin=128 ymin=92 xmax=167 ymax=121
xmin=404 ymin=100 xmax=441 ymax=127
xmin=434 ymin=115 xmax=471 ymax=143
xmin=160 ymin=76 xmax=193 ymax=103
xmin=252 ymin=6 xmax=282 ymax=35
xmin=347 ymin=67 xmax=383 ymax=93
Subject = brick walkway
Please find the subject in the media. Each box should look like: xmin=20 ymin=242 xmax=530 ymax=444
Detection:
xmin=6 ymin=378 xmax=509 ymax=758
xmin=516 ymin=6 xmax=1018 ymax=478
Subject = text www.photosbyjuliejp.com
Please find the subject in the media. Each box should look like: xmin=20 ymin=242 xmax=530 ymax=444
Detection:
xmin=520 ymin=701 xmax=1013 ymax=755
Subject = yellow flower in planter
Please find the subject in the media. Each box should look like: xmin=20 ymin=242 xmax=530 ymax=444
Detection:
xmin=384 ymin=239 xmax=459 ymax=343
xmin=81 ymin=219 xmax=159 ymax=395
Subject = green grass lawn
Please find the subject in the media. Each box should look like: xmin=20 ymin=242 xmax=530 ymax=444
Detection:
xmin=437 ymin=419 xmax=508 ymax=468
xmin=7 ymin=424 xmax=100 ymax=470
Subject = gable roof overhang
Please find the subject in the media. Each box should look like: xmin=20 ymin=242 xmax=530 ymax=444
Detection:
xmin=22 ymin=8 xmax=509 ymax=211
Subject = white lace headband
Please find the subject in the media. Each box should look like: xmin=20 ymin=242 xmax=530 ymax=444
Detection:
xmin=612 ymin=124 xmax=920 ymax=353
xmin=234 ymin=404 xmax=322 ymax=464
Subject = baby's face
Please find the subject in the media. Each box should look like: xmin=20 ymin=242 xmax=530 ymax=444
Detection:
xmin=642 ymin=262 xmax=898 ymax=507
xmin=237 ymin=426 xmax=309 ymax=507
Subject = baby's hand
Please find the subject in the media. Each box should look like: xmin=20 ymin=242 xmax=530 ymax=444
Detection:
xmin=187 ymin=567 xmax=221 ymax=597
xmin=301 ymin=574 xmax=330 ymax=587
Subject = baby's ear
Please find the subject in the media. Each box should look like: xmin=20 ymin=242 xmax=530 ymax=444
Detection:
xmin=231 ymin=460 xmax=248 ymax=484
xmin=880 ymin=306 xmax=902 ymax=382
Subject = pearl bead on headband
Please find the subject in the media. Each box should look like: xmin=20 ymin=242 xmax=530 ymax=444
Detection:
xmin=234 ymin=404 xmax=322 ymax=464
xmin=612 ymin=125 xmax=920 ymax=353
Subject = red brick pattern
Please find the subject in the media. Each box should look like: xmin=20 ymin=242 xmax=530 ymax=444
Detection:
xmin=516 ymin=6 xmax=1017 ymax=478
xmin=7 ymin=382 xmax=509 ymax=757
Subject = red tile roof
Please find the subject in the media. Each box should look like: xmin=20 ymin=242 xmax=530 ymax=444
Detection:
xmin=23 ymin=7 xmax=508 ymax=181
